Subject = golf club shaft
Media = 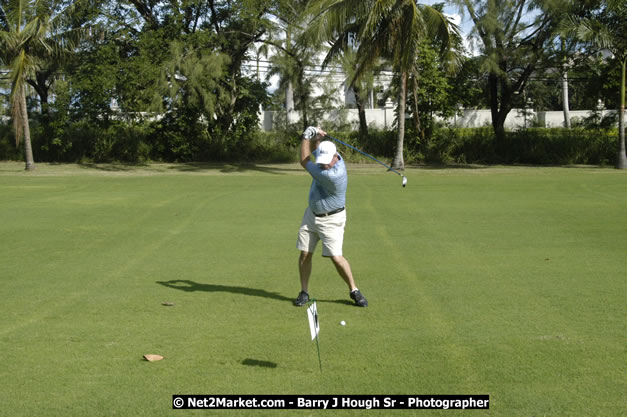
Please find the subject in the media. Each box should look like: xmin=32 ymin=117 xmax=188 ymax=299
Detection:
xmin=324 ymin=134 xmax=403 ymax=177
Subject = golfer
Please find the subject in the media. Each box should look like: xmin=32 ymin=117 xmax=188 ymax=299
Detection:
xmin=294 ymin=126 xmax=368 ymax=307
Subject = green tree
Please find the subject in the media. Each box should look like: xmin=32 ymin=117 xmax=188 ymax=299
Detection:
xmin=449 ymin=55 xmax=489 ymax=109
xmin=408 ymin=40 xmax=456 ymax=143
xmin=454 ymin=0 xmax=571 ymax=144
xmin=151 ymin=34 xmax=229 ymax=124
xmin=565 ymin=0 xmax=626 ymax=168
xmin=124 ymin=0 xmax=272 ymax=139
xmin=307 ymin=0 xmax=458 ymax=169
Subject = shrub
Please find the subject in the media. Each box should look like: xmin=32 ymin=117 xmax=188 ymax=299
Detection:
xmin=27 ymin=120 xmax=155 ymax=163
xmin=236 ymin=131 xmax=296 ymax=163
xmin=0 ymin=123 xmax=22 ymax=160
xmin=502 ymin=128 xmax=617 ymax=165
xmin=363 ymin=126 xmax=619 ymax=165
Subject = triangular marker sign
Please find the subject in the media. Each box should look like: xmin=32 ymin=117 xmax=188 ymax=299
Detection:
xmin=307 ymin=301 xmax=319 ymax=340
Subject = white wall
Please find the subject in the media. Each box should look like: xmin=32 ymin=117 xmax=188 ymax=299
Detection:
xmin=260 ymin=108 xmax=618 ymax=130
xmin=261 ymin=105 xmax=398 ymax=130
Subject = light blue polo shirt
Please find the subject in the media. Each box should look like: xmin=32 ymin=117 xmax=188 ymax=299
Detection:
xmin=305 ymin=149 xmax=347 ymax=215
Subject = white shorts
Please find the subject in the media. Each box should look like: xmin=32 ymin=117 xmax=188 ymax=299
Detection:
xmin=296 ymin=207 xmax=347 ymax=257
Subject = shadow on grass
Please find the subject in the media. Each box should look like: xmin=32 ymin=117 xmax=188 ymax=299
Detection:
xmin=415 ymin=163 xmax=611 ymax=170
xmin=74 ymin=162 xmax=302 ymax=175
xmin=413 ymin=163 xmax=490 ymax=170
xmin=317 ymin=299 xmax=354 ymax=306
xmin=156 ymin=280 xmax=355 ymax=306
xmin=167 ymin=163 xmax=301 ymax=175
xmin=241 ymin=358 xmax=278 ymax=369
xmin=78 ymin=162 xmax=151 ymax=172
xmin=157 ymin=280 xmax=292 ymax=302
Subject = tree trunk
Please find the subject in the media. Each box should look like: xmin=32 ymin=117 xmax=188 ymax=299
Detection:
xmin=284 ymin=26 xmax=298 ymax=127
xmin=411 ymin=74 xmax=424 ymax=142
xmin=562 ymin=67 xmax=571 ymax=129
xmin=28 ymin=73 xmax=50 ymax=118
xmin=300 ymin=88 xmax=308 ymax=131
xmin=286 ymin=80 xmax=295 ymax=125
xmin=488 ymin=72 xmax=513 ymax=159
xmin=617 ymin=57 xmax=627 ymax=170
xmin=560 ymin=38 xmax=571 ymax=129
xmin=488 ymin=73 xmax=505 ymax=141
xmin=298 ymin=61 xmax=308 ymax=130
xmin=29 ymin=75 xmax=51 ymax=159
xmin=392 ymin=71 xmax=407 ymax=170
xmin=19 ymin=89 xmax=35 ymax=171
xmin=353 ymin=84 xmax=369 ymax=138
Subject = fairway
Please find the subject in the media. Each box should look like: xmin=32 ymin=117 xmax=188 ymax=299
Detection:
xmin=0 ymin=162 xmax=625 ymax=417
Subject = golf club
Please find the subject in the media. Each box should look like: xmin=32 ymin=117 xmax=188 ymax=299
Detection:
xmin=324 ymin=134 xmax=408 ymax=187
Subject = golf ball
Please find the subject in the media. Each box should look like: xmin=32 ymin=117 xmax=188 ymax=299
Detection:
xmin=340 ymin=320 xmax=346 ymax=326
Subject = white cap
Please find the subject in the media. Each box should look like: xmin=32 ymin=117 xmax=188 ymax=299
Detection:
xmin=316 ymin=141 xmax=336 ymax=165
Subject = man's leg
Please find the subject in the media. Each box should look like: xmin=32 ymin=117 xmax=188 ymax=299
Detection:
xmin=295 ymin=207 xmax=318 ymax=306
xmin=330 ymin=255 xmax=356 ymax=291
xmin=299 ymin=251 xmax=314 ymax=293
xmin=294 ymin=251 xmax=313 ymax=306
xmin=331 ymin=255 xmax=368 ymax=307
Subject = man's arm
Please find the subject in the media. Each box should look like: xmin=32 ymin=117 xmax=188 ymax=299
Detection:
xmin=300 ymin=127 xmax=326 ymax=169
xmin=299 ymin=138 xmax=318 ymax=169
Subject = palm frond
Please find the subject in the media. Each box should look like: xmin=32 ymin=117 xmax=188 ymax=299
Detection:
xmin=304 ymin=0 xmax=370 ymax=46
xmin=0 ymin=2 xmax=10 ymax=30
xmin=9 ymin=49 xmax=27 ymax=145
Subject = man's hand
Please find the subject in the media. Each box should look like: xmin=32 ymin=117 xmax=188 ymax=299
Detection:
xmin=300 ymin=126 xmax=326 ymax=168
xmin=303 ymin=126 xmax=318 ymax=140
xmin=302 ymin=126 xmax=326 ymax=141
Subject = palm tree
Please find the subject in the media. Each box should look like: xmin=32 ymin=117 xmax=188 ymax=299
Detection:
xmin=264 ymin=0 xmax=316 ymax=128
xmin=306 ymin=0 xmax=459 ymax=169
xmin=558 ymin=37 xmax=574 ymax=129
xmin=337 ymin=49 xmax=376 ymax=138
xmin=0 ymin=0 xmax=91 ymax=170
xmin=0 ymin=0 xmax=48 ymax=170
xmin=253 ymin=43 xmax=269 ymax=82
xmin=565 ymin=0 xmax=626 ymax=169
xmin=266 ymin=41 xmax=318 ymax=129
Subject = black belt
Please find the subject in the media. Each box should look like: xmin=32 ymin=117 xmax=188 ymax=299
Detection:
xmin=314 ymin=207 xmax=345 ymax=217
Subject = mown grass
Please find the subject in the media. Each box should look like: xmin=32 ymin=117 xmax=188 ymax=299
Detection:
xmin=0 ymin=162 xmax=625 ymax=417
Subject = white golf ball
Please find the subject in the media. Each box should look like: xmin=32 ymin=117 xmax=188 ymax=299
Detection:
xmin=340 ymin=320 xmax=346 ymax=326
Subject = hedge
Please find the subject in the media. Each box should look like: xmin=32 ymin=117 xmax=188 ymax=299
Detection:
xmin=423 ymin=127 xmax=618 ymax=165
xmin=0 ymin=120 xmax=620 ymax=166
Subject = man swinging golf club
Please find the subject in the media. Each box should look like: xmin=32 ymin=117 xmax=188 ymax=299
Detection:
xmin=294 ymin=126 xmax=368 ymax=307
